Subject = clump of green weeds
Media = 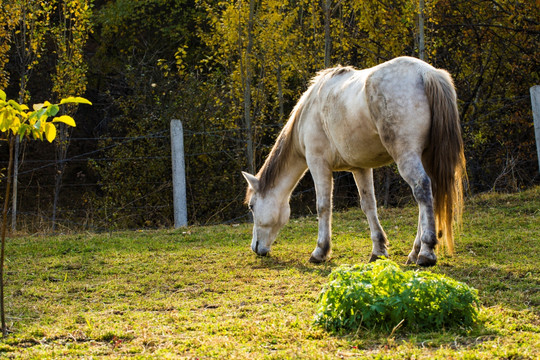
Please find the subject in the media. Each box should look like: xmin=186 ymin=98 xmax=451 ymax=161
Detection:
xmin=314 ymin=259 xmax=479 ymax=333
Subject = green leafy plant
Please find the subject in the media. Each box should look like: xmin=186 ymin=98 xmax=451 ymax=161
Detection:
xmin=0 ymin=90 xmax=89 ymax=142
xmin=314 ymin=259 xmax=479 ymax=333
xmin=0 ymin=89 xmax=91 ymax=336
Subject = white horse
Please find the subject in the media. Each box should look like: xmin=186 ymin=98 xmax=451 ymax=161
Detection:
xmin=242 ymin=57 xmax=465 ymax=266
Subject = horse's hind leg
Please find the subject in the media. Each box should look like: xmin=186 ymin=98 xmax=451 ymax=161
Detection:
xmin=396 ymin=154 xmax=438 ymax=267
xmin=352 ymin=169 xmax=388 ymax=262
xmin=406 ymin=219 xmax=422 ymax=265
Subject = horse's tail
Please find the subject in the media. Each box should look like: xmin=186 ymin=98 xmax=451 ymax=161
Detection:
xmin=422 ymin=68 xmax=466 ymax=254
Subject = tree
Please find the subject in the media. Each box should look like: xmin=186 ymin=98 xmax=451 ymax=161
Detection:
xmin=50 ymin=0 xmax=93 ymax=231
xmin=2 ymin=0 xmax=537 ymax=230
xmin=0 ymin=89 xmax=90 ymax=336
xmin=200 ymin=0 xmax=304 ymax=165
xmin=432 ymin=0 xmax=539 ymax=191
xmin=87 ymin=0 xmax=212 ymax=227
xmin=3 ymin=0 xmax=52 ymax=231
xmin=0 ymin=3 xmax=17 ymax=89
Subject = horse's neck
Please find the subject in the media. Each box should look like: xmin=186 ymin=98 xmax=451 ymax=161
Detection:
xmin=269 ymin=155 xmax=307 ymax=201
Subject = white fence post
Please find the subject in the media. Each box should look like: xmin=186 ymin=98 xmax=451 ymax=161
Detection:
xmin=171 ymin=120 xmax=188 ymax=228
xmin=531 ymin=86 xmax=540 ymax=173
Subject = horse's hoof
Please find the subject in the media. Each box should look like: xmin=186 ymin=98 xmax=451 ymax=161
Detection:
xmin=406 ymin=252 xmax=418 ymax=265
xmin=309 ymin=247 xmax=331 ymax=263
xmin=309 ymin=251 xmax=331 ymax=263
xmin=416 ymin=254 xmax=437 ymax=267
xmin=369 ymin=254 xmax=385 ymax=263
xmin=309 ymin=254 xmax=327 ymax=263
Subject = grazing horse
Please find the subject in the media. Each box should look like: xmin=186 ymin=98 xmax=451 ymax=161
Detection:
xmin=242 ymin=56 xmax=465 ymax=267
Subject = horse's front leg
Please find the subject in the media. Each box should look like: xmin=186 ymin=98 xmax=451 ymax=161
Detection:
xmin=307 ymin=160 xmax=334 ymax=263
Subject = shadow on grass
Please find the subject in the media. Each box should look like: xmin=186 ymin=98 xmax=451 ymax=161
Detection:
xmin=436 ymin=262 xmax=540 ymax=311
xmin=331 ymin=321 xmax=502 ymax=355
xmin=249 ymin=253 xmax=336 ymax=277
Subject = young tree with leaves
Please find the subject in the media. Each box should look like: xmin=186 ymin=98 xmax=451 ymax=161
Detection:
xmin=0 ymin=90 xmax=90 ymax=336
xmin=3 ymin=0 xmax=52 ymax=230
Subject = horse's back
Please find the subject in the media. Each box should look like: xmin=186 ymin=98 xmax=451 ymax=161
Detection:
xmin=364 ymin=57 xmax=435 ymax=155
xmin=297 ymin=66 xmax=391 ymax=170
xmin=299 ymin=57 xmax=433 ymax=170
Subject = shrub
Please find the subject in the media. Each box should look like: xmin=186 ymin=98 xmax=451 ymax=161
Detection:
xmin=314 ymin=259 xmax=479 ymax=333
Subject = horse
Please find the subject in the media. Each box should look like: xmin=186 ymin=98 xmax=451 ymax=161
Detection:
xmin=242 ymin=56 xmax=466 ymax=267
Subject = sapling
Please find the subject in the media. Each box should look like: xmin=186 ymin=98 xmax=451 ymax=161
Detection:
xmin=0 ymin=90 xmax=91 ymax=336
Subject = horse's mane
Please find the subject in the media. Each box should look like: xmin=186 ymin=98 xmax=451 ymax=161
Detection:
xmin=254 ymin=103 xmax=302 ymax=197
xmin=245 ymin=66 xmax=355 ymax=201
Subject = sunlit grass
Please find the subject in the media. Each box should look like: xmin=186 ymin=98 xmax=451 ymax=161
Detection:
xmin=1 ymin=187 xmax=538 ymax=358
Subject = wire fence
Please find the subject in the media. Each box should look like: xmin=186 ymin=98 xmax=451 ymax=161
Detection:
xmin=1 ymin=111 xmax=539 ymax=234
xmin=0 ymin=125 xmax=375 ymax=233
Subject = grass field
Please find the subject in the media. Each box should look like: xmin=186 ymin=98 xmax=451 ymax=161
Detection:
xmin=1 ymin=187 xmax=539 ymax=359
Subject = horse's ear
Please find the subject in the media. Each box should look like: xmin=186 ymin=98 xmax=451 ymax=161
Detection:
xmin=242 ymin=171 xmax=259 ymax=192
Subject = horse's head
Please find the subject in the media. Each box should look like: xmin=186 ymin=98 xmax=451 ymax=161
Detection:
xmin=242 ymin=172 xmax=290 ymax=256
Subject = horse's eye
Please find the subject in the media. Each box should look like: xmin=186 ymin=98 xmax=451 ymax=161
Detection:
xmin=248 ymin=203 xmax=254 ymax=211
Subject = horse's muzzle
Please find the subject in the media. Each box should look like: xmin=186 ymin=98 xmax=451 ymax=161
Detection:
xmin=252 ymin=241 xmax=270 ymax=256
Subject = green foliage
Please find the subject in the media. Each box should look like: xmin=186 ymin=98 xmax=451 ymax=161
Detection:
xmin=1 ymin=0 xmax=538 ymax=229
xmin=314 ymin=259 xmax=480 ymax=333
xmin=0 ymin=89 xmax=89 ymax=142
xmin=86 ymin=0 xmax=248 ymax=226
xmin=433 ymin=0 xmax=539 ymax=191
xmin=51 ymin=0 xmax=92 ymax=102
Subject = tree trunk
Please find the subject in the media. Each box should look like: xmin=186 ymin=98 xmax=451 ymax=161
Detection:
xmin=12 ymin=74 xmax=28 ymax=233
xmin=51 ymin=162 xmax=65 ymax=232
xmin=52 ymin=124 xmax=70 ymax=232
xmin=11 ymin=137 xmax=19 ymax=232
xmin=418 ymin=0 xmax=425 ymax=61
xmin=324 ymin=0 xmax=332 ymax=68
xmin=384 ymin=167 xmax=391 ymax=207
xmin=1 ymin=137 xmax=14 ymax=336
xmin=244 ymin=0 xmax=257 ymax=175
xmin=276 ymin=60 xmax=284 ymax=123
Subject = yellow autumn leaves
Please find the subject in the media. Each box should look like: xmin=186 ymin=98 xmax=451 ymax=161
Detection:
xmin=0 ymin=90 xmax=91 ymax=143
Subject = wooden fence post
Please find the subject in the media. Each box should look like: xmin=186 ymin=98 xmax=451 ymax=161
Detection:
xmin=531 ymin=86 xmax=540 ymax=173
xmin=171 ymin=120 xmax=188 ymax=228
